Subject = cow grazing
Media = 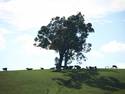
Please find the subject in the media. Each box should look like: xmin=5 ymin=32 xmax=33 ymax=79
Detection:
xmin=86 ymin=66 xmax=97 ymax=71
xmin=94 ymin=66 xmax=97 ymax=70
xmin=40 ymin=68 xmax=44 ymax=70
xmin=112 ymin=65 xmax=117 ymax=69
xmin=26 ymin=68 xmax=33 ymax=70
xmin=3 ymin=68 xmax=7 ymax=71
xmin=74 ymin=65 xmax=81 ymax=70
xmin=89 ymin=66 xmax=95 ymax=70
xmin=68 ymin=66 xmax=73 ymax=70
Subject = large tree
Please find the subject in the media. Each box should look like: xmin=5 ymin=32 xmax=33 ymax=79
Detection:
xmin=34 ymin=12 xmax=94 ymax=71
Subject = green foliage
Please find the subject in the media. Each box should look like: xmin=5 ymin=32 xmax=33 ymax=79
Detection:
xmin=34 ymin=12 xmax=94 ymax=70
xmin=0 ymin=69 xmax=125 ymax=94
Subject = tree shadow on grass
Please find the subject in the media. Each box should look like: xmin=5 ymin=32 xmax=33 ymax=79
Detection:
xmin=53 ymin=70 xmax=125 ymax=91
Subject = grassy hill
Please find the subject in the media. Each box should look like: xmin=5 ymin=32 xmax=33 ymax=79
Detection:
xmin=0 ymin=69 xmax=125 ymax=94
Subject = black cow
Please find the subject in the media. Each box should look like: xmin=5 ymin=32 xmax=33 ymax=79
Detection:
xmin=40 ymin=68 xmax=44 ymax=70
xmin=68 ymin=66 xmax=73 ymax=70
xmin=112 ymin=65 xmax=117 ymax=69
xmin=3 ymin=68 xmax=7 ymax=71
xmin=74 ymin=65 xmax=81 ymax=69
xmin=63 ymin=66 xmax=74 ymax=70
xmin=26 ymin=68 xmax=33 ymax=70
xmin=88 ymin=66 xmax=97 ymax=70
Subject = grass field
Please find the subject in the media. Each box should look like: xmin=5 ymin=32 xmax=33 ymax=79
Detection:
xmin=0 ymin=69 xmax=125 ymax=94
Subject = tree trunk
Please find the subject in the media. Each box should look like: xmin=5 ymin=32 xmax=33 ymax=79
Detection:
xmin=56 ymin=51 xmax=64 ymax=71
xmin=64 ymin=50 xmax=68 ymax=69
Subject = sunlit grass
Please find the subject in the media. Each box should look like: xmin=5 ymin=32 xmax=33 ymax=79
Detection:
xmin=0 ymin=69 xmax=125 ymax=94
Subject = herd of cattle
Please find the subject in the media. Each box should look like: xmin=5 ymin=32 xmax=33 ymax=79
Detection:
xmin=1 ymin=65 xmax=118 ymax=71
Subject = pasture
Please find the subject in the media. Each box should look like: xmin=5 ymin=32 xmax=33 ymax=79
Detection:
xmin=0 ymin=69 xmax=125 ymax=94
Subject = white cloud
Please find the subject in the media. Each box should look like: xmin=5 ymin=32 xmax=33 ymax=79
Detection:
xmin=0 ymin=0 xmax=10 ymax=2
xmin=16 ymin=34 xmax=41 ymax=55
xmin=86 ymin=50 xmax=104 ymax=61
xmin=84 ymin=40 xmax=125 ymax=68
xmin=81 ymin=50 xmax=104 ymax=67
xmin=0 ymin=28 xmax=10 ymax=34
xmin=0 ymin=0 xmax=125 ymax=31
xmin=16 ymin=34 xmax=57 ymax=56
xmin=0 ymin=27 xmax=15 ymax=49
xmin=0 ymin=28 xmax=10 ymax=49
xmin=0 ymin=33 xmax=5 ymax=49
xmin=111 ymin=0 xmax=125 ymax=12
xmin=15 ymin=34 xmax=58 ymax=69
xmin=101 ymin=40 xmax=125 ymax=53
xmin=116 ymin=62 xmax=125 ymax=69
xmin=70 ymin=48 xmax=105 ymax=67
xmin=92 ymin=19 xmax=113 ymax=24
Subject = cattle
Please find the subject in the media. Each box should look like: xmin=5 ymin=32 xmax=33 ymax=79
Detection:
xmin=112 ymin=65 xmax=117 ymax=69
xmin=62 ymin=66 xmax=74 ymax=70
xmin=40 ymin=68 xmax=44 ymax=70
xmin=94 ymin=66 xmax=97 ymax=70
xmin=26 ymin=68 xmax=33 ymax=70
xmin=2 ymin=68 xmax=7 ymax=71
xmin=86 ymin=66 xmax=97 ymax=71
xmin=89 ymin=66 xmax=97 ymax=70
xmin=58 ymin=66 xmax=72 ymax=70
xmin=74 ymin=65 xmax=81 ymax=70
xmin=68 ymin=66 xmax=73 ymax=70
xmin=62 ymin=66 xmax=67 ymax=70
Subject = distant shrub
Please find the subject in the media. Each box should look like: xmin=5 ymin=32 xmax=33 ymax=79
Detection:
xmin=50 ymin=67 xmax=56 ymax=70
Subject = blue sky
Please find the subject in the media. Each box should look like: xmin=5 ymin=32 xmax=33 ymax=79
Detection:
xmin=0 ymin=0 xmax=125 ymax=70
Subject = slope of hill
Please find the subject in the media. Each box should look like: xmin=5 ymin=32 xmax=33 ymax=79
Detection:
xmin=0 ymin=69 xmax=125 ymax=94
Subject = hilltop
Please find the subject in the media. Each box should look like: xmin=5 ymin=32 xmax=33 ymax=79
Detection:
xmin=0 ymin=69 xmax=125 ymax=94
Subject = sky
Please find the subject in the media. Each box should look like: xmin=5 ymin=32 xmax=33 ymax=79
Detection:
xmin=0 ymin=0 xmax=125 ymax=70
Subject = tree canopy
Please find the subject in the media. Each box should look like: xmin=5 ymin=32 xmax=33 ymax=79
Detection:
xmin=34 ymin=12 xmax=94 ymax=71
